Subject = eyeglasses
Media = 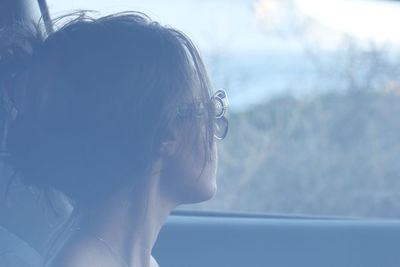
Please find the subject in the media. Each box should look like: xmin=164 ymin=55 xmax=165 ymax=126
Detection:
xmin=212 ymin=89 xmax=229 ymax=140
xmin=177 ymin=89 xmax=229 ymax=140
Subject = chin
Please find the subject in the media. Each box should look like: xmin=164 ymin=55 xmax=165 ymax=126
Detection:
xmin=199 ymin=183 xmax=217 ymax=202
xmin=183 ymin=181 xmax=217 ymax=204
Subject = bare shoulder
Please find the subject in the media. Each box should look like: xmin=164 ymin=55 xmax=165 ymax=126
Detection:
xmin=47 ymin=237 xmax=119 ymax=267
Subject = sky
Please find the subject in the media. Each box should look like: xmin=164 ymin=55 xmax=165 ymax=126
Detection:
xmin=45 ymin=0 xmax=400 ymax=52
xmin=296 ymin=0 xmax=400 ymax=45
xmin=44 ymin=0 xmax=400 ymax=109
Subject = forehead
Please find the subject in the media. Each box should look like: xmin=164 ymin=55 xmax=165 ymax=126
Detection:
xmin=180 ymin=44 xmax=212 ymax=101
xmin=192 ymin=77 xmax=203 ymax=98
xmin=188 ymin=65 xmax=212 ymax=101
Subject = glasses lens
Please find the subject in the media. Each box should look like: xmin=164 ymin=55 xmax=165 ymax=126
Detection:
xmin=215 ymin=117 xmax=229 ymax=140
xmin=214 ymin=98 xmax=224 ymax=118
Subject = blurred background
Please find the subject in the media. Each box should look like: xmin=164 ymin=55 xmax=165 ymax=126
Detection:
xmin=3 ymin=0 xmax=400 ymax=220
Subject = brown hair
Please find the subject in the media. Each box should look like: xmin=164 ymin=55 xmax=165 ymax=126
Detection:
xmin=5 ymin=11 xmax=215 ymax=208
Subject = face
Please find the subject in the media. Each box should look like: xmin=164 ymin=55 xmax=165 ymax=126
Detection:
xmin=159 ymin=83 xmax=218 ymax=205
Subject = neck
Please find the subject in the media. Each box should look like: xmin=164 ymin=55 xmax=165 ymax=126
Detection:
xmin=79 ymin=160 xmax=175 ymax=267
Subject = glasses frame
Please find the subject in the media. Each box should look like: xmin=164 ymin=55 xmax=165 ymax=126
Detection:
xmin=177 ymin=89 xmax=229 ymax=140
xmin=212 ymin=89 xmax=229 ymax=140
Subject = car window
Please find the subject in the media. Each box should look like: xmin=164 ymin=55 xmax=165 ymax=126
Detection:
xmin=46 ymin=0 xmax=400 ymax=219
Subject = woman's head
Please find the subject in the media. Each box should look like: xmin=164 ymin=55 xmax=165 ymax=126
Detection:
xmin=6 ymin=12 xmax=221 ymax=208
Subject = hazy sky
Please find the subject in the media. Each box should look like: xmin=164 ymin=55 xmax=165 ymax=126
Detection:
xmin=296 ymin=0 xmax=400 ymax=44
xmin=44 ymin=0 xmax=400 ymax=108
xmin=46 ymin=0 xmax=400 ymax=53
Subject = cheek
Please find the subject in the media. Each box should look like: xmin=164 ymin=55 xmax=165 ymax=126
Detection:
xmin=161 ymin=140 xmax=218 ymax=205
xmin=197 ymin=143 xmax=218 ymax=200
xmin=186 ymin=142 xmax=218 ymax=202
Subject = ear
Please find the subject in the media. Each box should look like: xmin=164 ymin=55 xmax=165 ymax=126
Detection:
xmin=159 ymin=127 xmax=178 ymax=157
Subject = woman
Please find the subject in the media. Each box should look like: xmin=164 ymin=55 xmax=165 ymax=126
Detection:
xmin=4 ymin=11 xmax=228 ymax=267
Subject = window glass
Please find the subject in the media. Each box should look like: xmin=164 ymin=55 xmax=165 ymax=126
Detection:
xmin=46 ymin=0 xmax=400 ymax=218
